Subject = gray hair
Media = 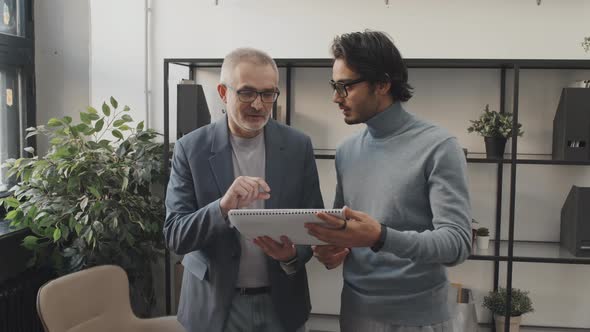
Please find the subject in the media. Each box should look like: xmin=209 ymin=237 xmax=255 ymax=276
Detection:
xmin=220 ymin=47 xmax=279 ymax=85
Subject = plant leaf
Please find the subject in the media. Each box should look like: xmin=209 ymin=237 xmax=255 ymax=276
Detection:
xmin=75 ymin=223 xmax=83 ymax=235
xmin=80 ymin=112 xmax=91 ymax=124
xmin=23 ymin=235 xmax=39 ymax=249
xmin=110 ymin=96 xmax=118 ymax=109
xmin=80 ymin=196 xmax=89 ymax=211
xmin=6 ymin=210 xmax=18 ymax=220
xmin=94 ymin=118 xmax=105 ymax=132
xmin=47 ymin=118 xmax=62 ymax=127
xmin=112 ymin=129 xmax=124 ymax=140
xmin=50 ymin=137 xmax=64 ymax=145
xmin=102 ymin=102 xmax=111 ymax=116
xmin=89 ymin=186 xmax=101 ymax=198
xmin=53 ymin=228 xmax=62 ymax=242
xmin=4 ymin=197 xmax=20 ymax=208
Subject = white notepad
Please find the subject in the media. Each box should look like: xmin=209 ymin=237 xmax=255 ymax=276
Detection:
xmin=228 ymin=208 xmax=345 ymax=245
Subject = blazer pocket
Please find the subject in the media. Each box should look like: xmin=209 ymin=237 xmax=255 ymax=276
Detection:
xmin=182 ymin=252 xmax=209 ymax=281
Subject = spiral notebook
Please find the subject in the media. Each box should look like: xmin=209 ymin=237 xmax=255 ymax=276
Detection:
xmin=228 ymin=208 xmax=345 ymax=245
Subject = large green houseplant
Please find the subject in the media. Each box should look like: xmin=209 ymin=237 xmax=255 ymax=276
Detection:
xmin=483 ymin=287 xmax=534 ymax=332
xmin=467 ymin=104 xmax=524 ymax=159
xmin=0 ymin=97 xmax=165 ymax=315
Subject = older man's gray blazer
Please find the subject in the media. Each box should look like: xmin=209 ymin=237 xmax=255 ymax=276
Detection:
xmin=164 ymin=115 xmax=324 ymax=332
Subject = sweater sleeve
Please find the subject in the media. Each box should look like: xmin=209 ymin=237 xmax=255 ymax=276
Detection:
xmin=333 ymin=151 xmax=345 ymax=209
xmin=380 ymin=137 xmax=472 ymax=265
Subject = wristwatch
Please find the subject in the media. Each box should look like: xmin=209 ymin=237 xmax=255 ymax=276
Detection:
xmin=370 ymin=223 xmax=388 ymax=252
xmin=280 ymin=256 xmax=298 ymax=275
xmin=282 ymin=256 xmax=298 ymax=266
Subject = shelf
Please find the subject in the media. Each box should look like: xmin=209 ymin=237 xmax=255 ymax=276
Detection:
xmin=314 ymin=151 xmax=590 ymax=165
xmin=516 ymin=159 xmax=590 ymax=166
xmin=166 ymin=58 xmax=590 ymax=70
xmin=314 ymin=149 xmax=336 ymax=160
xmin=469 ymin=241 xmax=590 ymax=265
xmin=479 ymin=324 xmax=590 ymax=331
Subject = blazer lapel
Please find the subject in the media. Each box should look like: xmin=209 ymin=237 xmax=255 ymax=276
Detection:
xmin=208 ymin=116 xmax=234 ymax=198
xmin=264 ymin=120 xmax=287 ymax=209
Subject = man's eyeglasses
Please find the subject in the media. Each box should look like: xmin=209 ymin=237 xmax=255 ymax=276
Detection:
xmin=329 ymin=78 xmax=366 ymax=98
xmin=226 ymin=85 xmax=280 ymax=103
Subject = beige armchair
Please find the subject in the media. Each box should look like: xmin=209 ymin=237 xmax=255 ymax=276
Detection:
xmin=37 ymin=265 xmax=185 ymax=332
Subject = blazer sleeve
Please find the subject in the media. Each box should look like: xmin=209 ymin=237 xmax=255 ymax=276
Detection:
xmin=294 ymin=137 xmax=324 ymax=269
xmin=163 ymin=140 xmax=228 ymax=255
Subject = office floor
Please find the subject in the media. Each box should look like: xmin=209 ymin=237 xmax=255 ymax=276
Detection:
xmin=307 ymin=314 xmax=339 ymax=332
xmin=306 ymin=314 xmax=588 ymax=332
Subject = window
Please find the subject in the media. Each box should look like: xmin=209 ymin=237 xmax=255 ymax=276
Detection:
xmin=0 ymin=0 xmax=25 ymax=37
xmin=0 ymin=0 xmax=34 ymax=196
xmin=0 ymin=67 xmax=21 ymax=192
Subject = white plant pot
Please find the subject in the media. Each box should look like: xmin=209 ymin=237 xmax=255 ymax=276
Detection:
xmin=476 ymin=235 xmax=490 ymax=250
xmin=494 ymin=314 xmax=522 ymax=332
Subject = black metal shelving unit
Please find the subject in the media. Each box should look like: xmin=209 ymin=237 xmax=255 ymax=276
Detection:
xmin=163 ymin=58 xmax=590 ymax=330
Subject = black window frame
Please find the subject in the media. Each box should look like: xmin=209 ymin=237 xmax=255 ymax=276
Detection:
xmin=0 ymin=0 xmax=35 ymax=200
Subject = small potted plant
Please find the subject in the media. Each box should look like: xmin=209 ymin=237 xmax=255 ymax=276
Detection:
xmin=471 ymin=219 xmax=479 ymax=245
xmin=467 ymin=104 xmax=523 ymax=159
xmin=483 ymin=287 xmax=534 ymax=332
xmin=476 ymin=227 xmax=490 ymax=250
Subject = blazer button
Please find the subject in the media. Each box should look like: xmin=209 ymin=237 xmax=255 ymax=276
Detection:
xmin=231 ymin=251 xmax=238 ymax=259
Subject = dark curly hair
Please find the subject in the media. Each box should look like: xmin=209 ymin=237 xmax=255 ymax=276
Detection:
xmin=331 ymin=30 xmax=413 ymax=102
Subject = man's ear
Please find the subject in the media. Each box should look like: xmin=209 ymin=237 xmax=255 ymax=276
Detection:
xmin=217 ymin=84 xmax=228 ymax=104
xmin=376 ymin=81 xmax=392 ymax=96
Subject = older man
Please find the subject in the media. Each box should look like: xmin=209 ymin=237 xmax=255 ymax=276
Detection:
xmin=164 ymin=48 xmax=323 ymax=332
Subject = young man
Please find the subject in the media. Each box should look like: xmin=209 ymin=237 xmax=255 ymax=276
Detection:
xmin=306 ymin=31 xmax=472 ymax=331
xmin=164 ymin=48 xmax=323 ymax=332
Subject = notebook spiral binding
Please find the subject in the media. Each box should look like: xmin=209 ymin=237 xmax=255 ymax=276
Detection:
xmin=228 ymin=209 xmax=343 ymax=216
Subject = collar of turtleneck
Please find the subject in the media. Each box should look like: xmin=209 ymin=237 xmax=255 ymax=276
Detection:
xmin=365 ymin=101 xmax=411 ymax=139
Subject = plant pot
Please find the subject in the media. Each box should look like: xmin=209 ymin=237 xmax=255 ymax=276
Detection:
xmin=476 ymin=235 xmax=490 ymax=250
xmin=484 ymin=136 xmax=507 ymax=159
xmin=494 ymin=314 xmax=522 ymax=332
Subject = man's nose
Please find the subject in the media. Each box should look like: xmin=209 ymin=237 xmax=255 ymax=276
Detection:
xmin=332 ymin=90 xmax=343 ymax=103
xmin=251 ymin=94 xmax=265 ymax=110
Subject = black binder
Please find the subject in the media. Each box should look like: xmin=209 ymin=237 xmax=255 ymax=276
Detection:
xmin=560 ymin=186 xmax=590 ymax=257
xmin=177 ymin=83 xmax=211 ymax=138
xmin=552 ymin=88 xmax=590 ymax=161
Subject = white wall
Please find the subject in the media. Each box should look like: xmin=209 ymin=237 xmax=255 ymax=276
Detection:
xmin=89 ymin=0 xmax=147 ymax=125
xmin=80 ymin=0 xmax=590 ymax=328
xmin=149 ymin=0 xmax=590 ymax=137
xmin=35 ymin=0 xmax=90 ymax=153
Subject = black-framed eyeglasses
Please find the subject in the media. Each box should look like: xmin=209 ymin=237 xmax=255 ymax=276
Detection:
xmin=329 ymin=78 xmax=366 ymax=98
xmin=226 ymin=85 xmax=280 ymax=103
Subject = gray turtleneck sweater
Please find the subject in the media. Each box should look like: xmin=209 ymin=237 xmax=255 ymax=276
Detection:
xmin=335 ymin=102 xmax=472 ymax=325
